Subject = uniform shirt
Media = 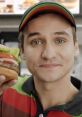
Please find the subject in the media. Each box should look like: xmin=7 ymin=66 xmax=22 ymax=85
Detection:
xmin=0 ymin=76 xmax=82 ymax=117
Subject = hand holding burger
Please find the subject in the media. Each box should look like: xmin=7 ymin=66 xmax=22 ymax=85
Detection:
xmin=0 ymin=44 xmax=20 ymax=81
xmin=0 ymin=75 xmax=17 ymax=96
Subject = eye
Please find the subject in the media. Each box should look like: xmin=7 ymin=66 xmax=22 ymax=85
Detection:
xmin=55 ymin=37 xmax=66 ymax=45
xmin=30 ymin=39 xmax=44 ymax=47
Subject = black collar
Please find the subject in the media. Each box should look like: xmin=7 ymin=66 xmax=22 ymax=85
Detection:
xmin=22 ymin=76 xmax=35 ymax=94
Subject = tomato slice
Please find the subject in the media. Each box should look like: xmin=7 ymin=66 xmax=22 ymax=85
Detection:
xmin=0 ymin=53 xmax=15 ymax=60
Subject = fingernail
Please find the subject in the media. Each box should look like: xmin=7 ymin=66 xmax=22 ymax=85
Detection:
xmin=0 ymin=75 xmax=6 ymax=81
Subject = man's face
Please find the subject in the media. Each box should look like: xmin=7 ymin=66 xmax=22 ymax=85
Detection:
xmin=23 ymin=14 xmax=79 ymax=82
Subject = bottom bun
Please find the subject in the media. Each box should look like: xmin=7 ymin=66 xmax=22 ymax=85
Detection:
xmin=0 ymin=66 xmax=18 ymax=81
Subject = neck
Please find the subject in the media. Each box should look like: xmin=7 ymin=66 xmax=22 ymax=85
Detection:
xmin=34 ymin=76 xmax=79 ymax=110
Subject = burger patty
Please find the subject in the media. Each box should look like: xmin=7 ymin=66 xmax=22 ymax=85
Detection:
xmin=0 ymin=61 xmax=19 ymax=73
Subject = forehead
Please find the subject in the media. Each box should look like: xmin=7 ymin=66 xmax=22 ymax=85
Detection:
xmin=24 ymin=13 xmax=73 ymax=36
xmin=24 ymin=13 xmax=73 ymax=32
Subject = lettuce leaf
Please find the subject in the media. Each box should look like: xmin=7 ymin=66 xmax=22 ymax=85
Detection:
xmin=0 ymin=47 xmax=21 ymax=63
xmin=0 ymin=47 xmax=10 ymax=53
xmin=10 ymin=48 xmax=21 ymax=63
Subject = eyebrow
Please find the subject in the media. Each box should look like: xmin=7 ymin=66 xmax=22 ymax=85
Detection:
xmin=26 ymin=30 xmax=72 ymax=39
xmin=54 ymin=31 xmax=71 ymax=36
xmin=27 ymin=32 xmax=40 ymax=38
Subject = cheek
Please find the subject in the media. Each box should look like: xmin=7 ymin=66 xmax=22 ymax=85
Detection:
xmin=61 ymin=46 xmax=75 ymax=64
xmin=23 ymin=47 xmax=41 ymax=66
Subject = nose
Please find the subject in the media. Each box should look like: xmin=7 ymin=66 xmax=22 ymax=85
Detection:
xmin=41 ymin=43 xmax=57 ymax=60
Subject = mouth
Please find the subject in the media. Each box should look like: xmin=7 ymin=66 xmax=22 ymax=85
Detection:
xmin=39 ymin=64 xmax=62 ymax=68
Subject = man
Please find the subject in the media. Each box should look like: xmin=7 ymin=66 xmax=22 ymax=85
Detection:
xmin=0 ymin=1 xmax=82 ymax=117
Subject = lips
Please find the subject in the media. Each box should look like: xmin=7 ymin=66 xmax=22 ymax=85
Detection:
xmin=39 ymin=63 xmax=62 ymax=68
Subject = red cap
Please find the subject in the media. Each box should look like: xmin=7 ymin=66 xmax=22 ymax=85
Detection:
xmin=19 ymin=1 xmax=76 ymax=32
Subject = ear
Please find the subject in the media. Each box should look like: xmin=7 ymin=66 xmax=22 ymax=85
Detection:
xmin=20 ymin=48 xmax=26 ymax=60
xmin=74 ymin=41 xmax=80 ymax=57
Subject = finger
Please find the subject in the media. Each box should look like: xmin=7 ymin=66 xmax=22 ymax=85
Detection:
xmin=0 ymin=75 xmax=6 ymax=86
xmin=0 ymin=79 xmax=17 ymax=96
xmin=1 ymin=79 xmax=17 ymax=91
xmin=6 ymin=80 xmax=17 ymax=87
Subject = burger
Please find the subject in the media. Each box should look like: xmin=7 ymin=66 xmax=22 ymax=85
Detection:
xmin=0 ymin=44 xmax=20 ymax=81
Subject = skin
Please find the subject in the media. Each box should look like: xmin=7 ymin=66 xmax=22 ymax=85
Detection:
xmin=22 ymin=13 xmax=79 ymax=109
xmin=0 ymin=75 xmax=17 ymax=96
